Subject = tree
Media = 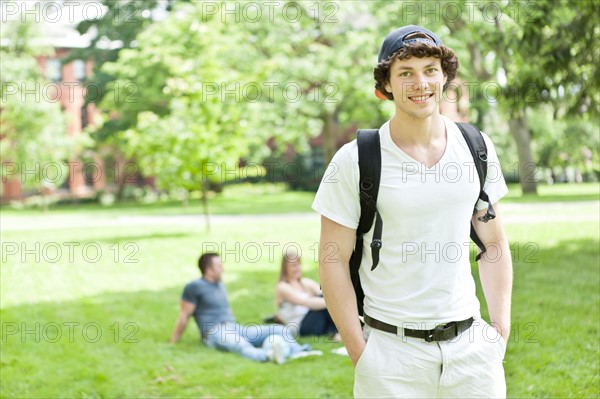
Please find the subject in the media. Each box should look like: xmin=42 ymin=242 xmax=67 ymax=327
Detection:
xmin=92 ymin=0 xmax=599 ymax=203
xmin=68 ymin=0 xmax=188 ymax=105
xmin=365 ymin=0 xmax=598 ymax=193
xmin=68 ymin=0 xmax=193 ymax=199
xmin=532 ymin=107 xmax=599 ymax=182
xmin=102 ymin=1 xmax=391 ymax=198
xmin=444 ymin=0 xmax=599 ymax=193
xmin=102 ymin=2 xmax=277 ymax=228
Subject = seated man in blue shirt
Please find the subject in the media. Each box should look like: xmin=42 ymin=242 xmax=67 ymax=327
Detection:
xmin=170 ymin=252 xmax=312 ymax=364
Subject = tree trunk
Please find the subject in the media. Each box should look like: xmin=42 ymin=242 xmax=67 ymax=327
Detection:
xmin=323 ymin=111 xmax=339 ymax=164
xmin=201 ymin=184 xmax=210 ymax=233
xmin=114 ymin=152 xmax=127 ymax=201
xmin=508 ymin=108 xmax=538 ymax=194
xmin=181 ymin=189 xmax=189 ymax=208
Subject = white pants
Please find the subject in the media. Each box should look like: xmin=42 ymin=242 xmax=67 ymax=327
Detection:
xmin=354 ymin=318 xmax=506 ymax=398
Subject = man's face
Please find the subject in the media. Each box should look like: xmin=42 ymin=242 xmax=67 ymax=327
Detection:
xmin=384 ymin=56 xmax=447 ymax=120
xmin=208 ymin=256 xmax=224 ymax=281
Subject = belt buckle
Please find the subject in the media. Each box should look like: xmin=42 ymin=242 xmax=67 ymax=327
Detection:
xmin=425 ymin=331 xmax=435 ymax=342
xmin=427 ymin=322 xmax=457 ymax=342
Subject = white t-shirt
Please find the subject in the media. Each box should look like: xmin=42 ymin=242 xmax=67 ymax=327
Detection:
xmin=312 ymin=115 xmax=508 ymax=328
xmin=278 ymin=299 xmax=309 ymax=324
xmin=278 ymin=293 xmax=310 ymax=336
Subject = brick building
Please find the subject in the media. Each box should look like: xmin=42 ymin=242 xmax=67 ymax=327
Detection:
xmin=1 ymin=1 xmax=105 ymax=202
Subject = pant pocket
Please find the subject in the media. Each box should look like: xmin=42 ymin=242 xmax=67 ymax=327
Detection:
xmin=354 ymin=329 xmax=377 ymax=373
xmin=479 ymin=319 xmax=506 ymax=360
xmin=496 ymin=335 xmax=507 ymax=359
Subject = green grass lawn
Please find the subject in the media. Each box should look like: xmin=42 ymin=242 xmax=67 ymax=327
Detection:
xmin=503 ymin=182 xmax=600 ymax=203
xmin=1 ymin=183 xmax=316 ymax=217
xmin=1 ymin=183 xmax=599 ymax=398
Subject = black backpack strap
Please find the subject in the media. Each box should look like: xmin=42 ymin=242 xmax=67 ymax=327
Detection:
xmin=456 ymin=123 xmax=496 ymax=261
xmin=349 ymin=129 xmax=381 ymax=316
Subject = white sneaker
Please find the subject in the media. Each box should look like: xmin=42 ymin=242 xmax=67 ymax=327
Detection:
xmin=331 ymin=346 xmax=349 ymax=356
xmin=289 ymin=350 xmax=323 ymax=360
xmin=269 ymin=340 xmax=286 ymax=365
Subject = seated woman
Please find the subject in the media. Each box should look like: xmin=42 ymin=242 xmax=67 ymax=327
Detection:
xmin=275 ymin=252 xmax=340 ymax=341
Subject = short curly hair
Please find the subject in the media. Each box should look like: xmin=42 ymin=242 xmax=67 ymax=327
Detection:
xmin=198 ymin=252 xmax=219 ymax=275
xmin=374 ymin=33 xmax=459 ymax=101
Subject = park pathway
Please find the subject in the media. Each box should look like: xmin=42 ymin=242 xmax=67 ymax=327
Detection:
xmin=1 ymin=201 xmax=598 ymax=231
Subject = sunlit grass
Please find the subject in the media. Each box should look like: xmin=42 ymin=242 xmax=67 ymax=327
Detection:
xmin=1 ymin=184 xmax=598 ymax=397
xmin=2 ymin=182 xmax=598 ymax=217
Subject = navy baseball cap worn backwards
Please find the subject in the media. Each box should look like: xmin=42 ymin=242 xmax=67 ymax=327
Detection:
xmin=377 ymin=25 xmax=443 ymax=63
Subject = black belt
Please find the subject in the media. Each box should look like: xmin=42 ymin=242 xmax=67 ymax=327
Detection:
xmin=364 ymin=314 xmax=474 ymax=342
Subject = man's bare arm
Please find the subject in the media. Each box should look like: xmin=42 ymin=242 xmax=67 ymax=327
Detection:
xmin=319 ymin=215 xmax=365 ymax=366
xmin=170 ymin=300 xmax=196 ymax=343
xmin=472 ymin=202 xmax=513 ymax=342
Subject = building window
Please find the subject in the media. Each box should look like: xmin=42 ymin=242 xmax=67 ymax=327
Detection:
xmin=73 ymin=59 xmax=86 ymax=81
xmin=46 ymin=59 xmax=62 ymax=82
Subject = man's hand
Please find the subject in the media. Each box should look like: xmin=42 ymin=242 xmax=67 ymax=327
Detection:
xmin=491 ymin=321 xmax=510 ymax=345
xmin=319 ymin=216 xmax=366 ymax=368
xmin=348 ymin=340 xmax=367 ymax=367
xmin=170 ymin=300 xmax=196 ymax=344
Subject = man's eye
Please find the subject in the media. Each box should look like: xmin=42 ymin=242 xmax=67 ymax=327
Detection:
xmin=426 ymin=68 xmax=438 ymax=74
xmin=399 ymin=72 xmax=411 ymax=77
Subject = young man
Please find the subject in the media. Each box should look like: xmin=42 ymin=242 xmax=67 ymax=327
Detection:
xmin=170 ymin=252 xmax=313 ymax=364
xmin=313 ymin=25 xmax=512 ymax=397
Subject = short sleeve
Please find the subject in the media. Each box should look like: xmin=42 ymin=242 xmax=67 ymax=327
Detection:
xmin=312 ymin=143 xmax=360 ymax=229
xmin=181 ymin=282 xmax=198 ymax=305
xmin=476 ymin=133 xmax=509 ymax=210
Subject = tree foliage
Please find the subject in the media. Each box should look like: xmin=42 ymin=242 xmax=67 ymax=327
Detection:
xmin=439 ymin=0 xmax=599 ymax=191
xmin=78 ymin=0 xmax=598 ymax=199
xmin=102 ymin=1 xmax=390 ymax=193
xmin=67 ymin=0 xmax=185 ymax=106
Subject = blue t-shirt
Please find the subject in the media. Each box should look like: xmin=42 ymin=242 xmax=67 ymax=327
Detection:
xmin=181 ymin=279 xmax=235 ymax=338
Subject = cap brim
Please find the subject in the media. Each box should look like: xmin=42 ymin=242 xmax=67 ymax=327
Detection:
xmin=375 ymin=89 xmax=388 ymax=100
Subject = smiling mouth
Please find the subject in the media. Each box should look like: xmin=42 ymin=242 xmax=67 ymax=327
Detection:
xmin=408 ymin=93 xmax=434 ymax=103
